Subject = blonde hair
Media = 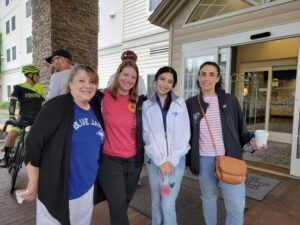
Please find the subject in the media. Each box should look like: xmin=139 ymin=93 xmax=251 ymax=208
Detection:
xmin=66 ymin=64 xmax=99 ymax=93
xmin=110 ymin=59 xmax=139 ymax=103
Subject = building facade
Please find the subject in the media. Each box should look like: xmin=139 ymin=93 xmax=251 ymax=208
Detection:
xmin=0 ymin=0 xmax=33 ymax=101
xmin=0 ymin=0 xmax=169 ymax=100
xmin=98 ymin=0 xmax=169 ymax=94
xmin=150 ymin=0 xmax=300 ymax=178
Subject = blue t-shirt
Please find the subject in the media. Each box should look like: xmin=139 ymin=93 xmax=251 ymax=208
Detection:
xmin=69 ymin=104 xmax=104 ymax=200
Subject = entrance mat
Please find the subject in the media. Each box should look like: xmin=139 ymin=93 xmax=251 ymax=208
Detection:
xmin=184 ymin=169 xmax=280 ymax=201
xmin=245 ymin=173 xmax=280 ymax=201
xmin=243 ymin=141 xmax=291 ymax=169
xmin=130 ymin=176 xmax=226 ymax=225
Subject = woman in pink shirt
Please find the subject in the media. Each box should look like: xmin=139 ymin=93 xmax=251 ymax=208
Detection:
xmin=99 ymin=59 xmax=145 ymax=225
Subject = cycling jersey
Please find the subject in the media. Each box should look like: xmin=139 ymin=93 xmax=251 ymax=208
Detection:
xmin=10 ymin=82 xmax=45 ymax=120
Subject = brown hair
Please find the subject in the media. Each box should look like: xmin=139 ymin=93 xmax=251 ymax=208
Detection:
xmin=110 ymin=59 xmax=139 ymax=103
xmin=66 ymin=64 xmax=99 ymax=93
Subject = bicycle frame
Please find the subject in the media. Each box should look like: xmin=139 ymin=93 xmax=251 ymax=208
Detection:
xmin=2 ymin=119 xmax=29 ymax=193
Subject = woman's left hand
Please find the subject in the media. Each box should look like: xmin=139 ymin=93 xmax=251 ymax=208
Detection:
xmin=21 ymin=180 xmax=38 ymax=201
xmin=159 ymin=161 xmax=174 ymax=175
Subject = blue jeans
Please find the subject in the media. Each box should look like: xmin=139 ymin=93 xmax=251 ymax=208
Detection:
xmin=146 ymin=156 xmax=185 ymax=225
xmin=198 ymin=156 xmax=245 ymax=225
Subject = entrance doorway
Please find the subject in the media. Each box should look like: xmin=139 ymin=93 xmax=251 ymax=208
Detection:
xmin=233 ymin=39 xmax=299 ymax=172
xmin=181 ymin=23 xmax=300 ymax=177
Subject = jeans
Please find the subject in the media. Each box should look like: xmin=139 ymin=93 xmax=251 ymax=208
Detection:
xmin=99 ymin=154 xmax=142 ymax=225
xmin=146 ymin=156 xmax=185 ymax=225
xmin=198 ymin=156 xmax=245 ymax=225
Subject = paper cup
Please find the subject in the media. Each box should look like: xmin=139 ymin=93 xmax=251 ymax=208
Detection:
xmin=15 ymin=189 xmax=26 ymax=204
xmin=255 ymin=130 xmax=269 ymax=146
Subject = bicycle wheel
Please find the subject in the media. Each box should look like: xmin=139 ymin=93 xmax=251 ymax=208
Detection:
xmin=9 ymin=141 xmax=24 ymax=194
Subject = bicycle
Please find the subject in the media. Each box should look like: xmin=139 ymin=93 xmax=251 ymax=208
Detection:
xmin=1 ymin=119 xmax=30 ymax=194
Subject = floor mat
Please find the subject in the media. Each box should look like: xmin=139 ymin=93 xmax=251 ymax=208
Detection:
xmin=243 ymin=141 xmax=291 ymax=169
xmin=245 ymin=173 xmax=280 ymax=201
xmin=130 ymin=176 xmax=226 ymax=225
xmin=184 ymin=169 xmax=280 ymax=201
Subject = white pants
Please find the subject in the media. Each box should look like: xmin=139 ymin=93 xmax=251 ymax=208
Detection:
xmin=37 ymin=186 xmax=94 ymax=225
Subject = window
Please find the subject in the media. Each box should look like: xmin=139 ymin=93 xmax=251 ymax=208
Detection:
xmin=148 ymin=0 xmax=161 ymax=13
xmin=186 ymin=0 xmax=292 ymax=24
xmin=12 ymin=46 xmax=16 ymax=60
xmin=6 ymin=49 xmax=11 ymax=62
xmin=5 ymin=0 xmax=9 ymax=6
xmin=26 ymin=36 xmax=32 ymax=53
xmin=26 ymin=0 xmax=32 ymax=18
xmin=11 ymin=16 xmax=16 ymax=31
xmin=6 ymin=20 xmax=10 ymax=34
xmin=147 ymin=74 xmax=155 ymax=97
xmin=183 ymin=55 xmax=215 ymax=99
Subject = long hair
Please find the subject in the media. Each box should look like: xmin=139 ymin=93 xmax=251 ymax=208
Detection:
xmin=197 ymin=61 xmax=222 ymax=90
xmin=110 ymin=59 xmax=139 ymax=103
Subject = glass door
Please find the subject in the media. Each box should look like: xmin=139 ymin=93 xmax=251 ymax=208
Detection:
xmin=239 ymin=67 xmax=272 ymax=130
xmin=239 ymin=67 xmax=294 ymax=144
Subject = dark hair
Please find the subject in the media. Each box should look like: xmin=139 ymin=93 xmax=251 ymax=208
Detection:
xmin=197 ymin=61 xmax=222 ymax=89
xmin=111 ymin=59 xmax=139 ymax=103
xmin=154 ymin=66 xmax=177 ymax=88
xmin=66 ymin=64 xmax=99 ymax=93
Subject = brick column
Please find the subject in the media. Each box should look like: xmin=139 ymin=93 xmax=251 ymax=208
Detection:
xmin=31 ymin=0 xmax=98 ymax=87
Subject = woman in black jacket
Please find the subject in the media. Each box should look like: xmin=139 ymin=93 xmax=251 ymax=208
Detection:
xmin=22 ymin=64 xmax=105 ymax=225
xmin=186 ymin=61 xmax=262 ymax=225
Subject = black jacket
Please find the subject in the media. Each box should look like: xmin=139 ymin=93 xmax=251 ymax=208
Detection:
xmin=185 ymin=88 xmax=253 ymax=175
xmin=25 ymin=93 xmax=104 ymax=225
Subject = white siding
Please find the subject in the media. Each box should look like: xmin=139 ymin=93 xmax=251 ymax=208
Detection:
xmin=123 ymin=0 xmax=166 ymax=41
xmin=98 ymin=0 xmax=170 ymax=91
xmin=0 ymin=0 xmax=33 ymax=101
xmin=2 ymin=69 xmax=26 ymax=101
xmin=19 ymin=0 xmax=32 ymax=65
xmin=99 ymin=0 xmax=123 ymax=48
xmin=98 ymin=39 xmax=169 ymax=90
xmin=98 ymin=49 xmax=121 ymax=89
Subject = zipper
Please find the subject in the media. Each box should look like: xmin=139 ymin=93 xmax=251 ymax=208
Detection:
xmin=165 ymin=131 xmax=169 ymax=157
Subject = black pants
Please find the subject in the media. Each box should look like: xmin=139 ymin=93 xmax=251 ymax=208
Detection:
xmin=99 ymin=154 xmax=142 ymax=225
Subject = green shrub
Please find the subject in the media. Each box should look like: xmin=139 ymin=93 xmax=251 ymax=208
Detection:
xmin=0 ymin=101 xmax=9 ymax=109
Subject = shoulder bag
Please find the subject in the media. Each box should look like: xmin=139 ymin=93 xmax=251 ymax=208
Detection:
xmin=198 ymin=95 xmax=247 ymax=185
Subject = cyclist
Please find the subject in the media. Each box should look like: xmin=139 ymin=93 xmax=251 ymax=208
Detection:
xmin=0 ymin=64 xmax=45 ymax=168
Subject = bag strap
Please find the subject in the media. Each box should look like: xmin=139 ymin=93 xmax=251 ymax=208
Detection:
xmin=197 ymin=95 xmax=217 ymax=152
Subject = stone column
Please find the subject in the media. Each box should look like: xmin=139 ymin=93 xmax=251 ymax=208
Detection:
xmin=32 ymin=0 xmax=98 ymax=87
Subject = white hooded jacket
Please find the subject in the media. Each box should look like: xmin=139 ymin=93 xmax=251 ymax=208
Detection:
xmin=142 ymin=92 xmax=191 ymax=167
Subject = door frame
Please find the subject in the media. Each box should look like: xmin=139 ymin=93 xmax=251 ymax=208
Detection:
xmin=290 ymin=43 xmax=300 ymax=177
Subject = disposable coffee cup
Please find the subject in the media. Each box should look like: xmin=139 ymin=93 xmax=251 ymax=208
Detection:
xmin=255 ymin=130 xmax=269 ymax=146
xmin=15 ymin=189 xmax=26 ymax=204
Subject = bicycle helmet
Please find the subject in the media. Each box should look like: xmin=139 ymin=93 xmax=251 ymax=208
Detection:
xmin=121 ymin=50 xmax=137 ymax=61
xmin=22 ymin=64 xmax=40 ymax=75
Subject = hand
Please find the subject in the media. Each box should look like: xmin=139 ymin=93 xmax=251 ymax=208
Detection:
xmin=21 ymin=181 xmax=38 ymax=201
xmin=9 ymin=116 xmax=17 ymax=122
xmin=250 ymin=140 xmax=267 ymax=151
xmin=159 ymin=161 xmax=174 ymax=175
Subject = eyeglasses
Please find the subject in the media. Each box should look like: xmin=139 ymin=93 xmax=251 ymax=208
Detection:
xmin=50 ymin=56 xmax=62 ymax=64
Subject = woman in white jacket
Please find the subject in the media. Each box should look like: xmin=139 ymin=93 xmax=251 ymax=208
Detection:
xmin=142 ymin=66 xmax=190 ymax=225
